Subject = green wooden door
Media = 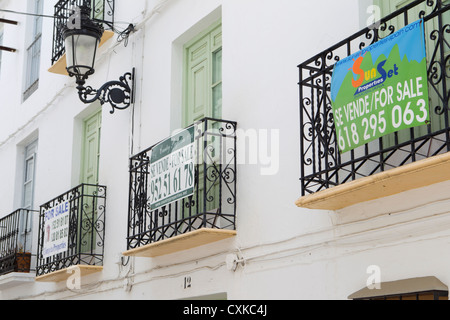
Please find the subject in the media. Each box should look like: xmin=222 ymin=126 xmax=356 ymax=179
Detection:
xmin=375 ymin=0 xmax=450 ymax=147
xmin=183 ymin=21 xmax=222 ymax=224
xmin=183 ymin=21 xmax=222 ymax=127
xmin=81 ymin=111 xmax=101 ymax=185
xmin=93 ymin=0 xmax=104 ymax=20
xmin=80 ymin=110 xmax=101 ymax=255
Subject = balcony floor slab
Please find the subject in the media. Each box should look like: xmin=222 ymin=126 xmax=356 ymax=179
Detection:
xmin=35 ymin=265 xmax=103 ymax=283
xmin=123 ymin=228 xmax=237 ymax=258
xmin=296 ymin=151 xmax=450 ymax=210
xmin=0 ymin=272 xmax=35 ymax=289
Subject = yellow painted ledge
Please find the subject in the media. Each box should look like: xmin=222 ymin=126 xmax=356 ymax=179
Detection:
xmin=48 ymin=30 xmax=115 ymax=75
xmin=296 ymin=151 xmax=450 ymax=211
xmin=123 ymin=228 xmax=237 ymax=258
xmin=35 ymin=265 xmax=103 ymax=283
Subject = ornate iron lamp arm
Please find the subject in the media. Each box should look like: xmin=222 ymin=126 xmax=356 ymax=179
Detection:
xmin=76 ymin=69 xmax=135 ymax=114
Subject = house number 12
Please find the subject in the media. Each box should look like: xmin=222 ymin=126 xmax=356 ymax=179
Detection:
xmin=184 ymin=276 xmax=192 ymax=289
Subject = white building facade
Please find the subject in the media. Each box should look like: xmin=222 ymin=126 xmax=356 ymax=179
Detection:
xmin=0 ymin=0 xmax=448 ymax=301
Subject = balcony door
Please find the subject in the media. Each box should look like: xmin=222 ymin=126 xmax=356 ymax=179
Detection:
xmin=21 ymin=140 xmax=38 ymax=253
xmin=183 ymin=21 xmax=222 ymax=127
xmin=81 ymin=110 xmax=101 ymax=186
xmin=80 ymin=110 xmax=101 ymax=256
xmin=182 ymin=21 xmax=222 ymax=226
xmin=376 ymin=0 xmax=450 ymax=147
xmin=93 ymin=0 xmax=105 ymax=20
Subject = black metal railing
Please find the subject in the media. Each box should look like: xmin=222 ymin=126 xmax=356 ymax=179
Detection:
xmin=127 ymin=118 xmax=237 ymax=250
xmin=0 ymin=209 xmax=37 ymax=276
xmin=51 ymin=0 xmax=115 ymax=65
xmin=36 ymin=184 xmax=106 ymax=277
xmin=299 ymin=0 xmax=449 ymax=196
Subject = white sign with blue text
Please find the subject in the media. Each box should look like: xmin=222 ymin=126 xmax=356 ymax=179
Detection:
xmin=42 ymin=200 xmax=70 ymax=259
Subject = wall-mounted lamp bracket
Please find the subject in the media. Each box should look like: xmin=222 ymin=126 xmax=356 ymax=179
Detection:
xmin=61 ymin=5 xmax=136 ymax=114
xmin=76 ymin=68 xmax=135 ymax=114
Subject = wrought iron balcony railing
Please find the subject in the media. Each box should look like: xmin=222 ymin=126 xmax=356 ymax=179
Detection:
xmin=36 ymin=184 xmax=106 ymax=277
xmin=127 ymin=118 xmax=237 ymax=250
xmin=0 ymin=209 xmax=37 ymax=276
xmin=51 ymin=0 xmax=115 ymax=65
xmin=298 ymin=0 xmax=449 ymax=196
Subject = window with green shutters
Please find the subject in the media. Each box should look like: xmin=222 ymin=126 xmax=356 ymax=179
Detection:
xmin=183 ymin=21 xmax=222 ymax=127
xmin=183 ymin=21 xmax=222 ymax=218
xmin=375 ymin=0 xmax=450 ymax=147
xmin=79 ymin=110 xmax=102 ymax=254
xmin=93 ymin=0 xmax=104 ymax=20
xmin=81 ymin=110 xmax=101 ymax=185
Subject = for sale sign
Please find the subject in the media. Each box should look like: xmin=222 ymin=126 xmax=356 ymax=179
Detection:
xmin=149 ymin=127 xmax=195 ymax=210
xmin=330 ymin=19 xmax=429 ymax=153
xmin=42 ymin=200 xmax=70 ymax=259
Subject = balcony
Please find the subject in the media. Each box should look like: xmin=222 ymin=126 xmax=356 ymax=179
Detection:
xmin=124 ymin=118 xmax=237 ymax=258
xmin=0 ymin=209 xmax=36 ymax=276
xmin=49 ymin=0 xmax=115 ymax=75
xmin=35 ymin=184 xmax=106 ymax=282
xmin=297 ymin=0 xmax=449 ymax=210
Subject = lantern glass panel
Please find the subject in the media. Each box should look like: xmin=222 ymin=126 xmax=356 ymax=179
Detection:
xmin=65 ymin=33 xmax=99 ymax=77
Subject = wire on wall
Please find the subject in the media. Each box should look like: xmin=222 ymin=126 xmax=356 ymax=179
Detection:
xmin=0 ymin=7 xmax=136 ymax=45
xmin=116 ymin=23 xmax=135 ymax=47
xmin=0 ymin=8 xmax=58 ymax=19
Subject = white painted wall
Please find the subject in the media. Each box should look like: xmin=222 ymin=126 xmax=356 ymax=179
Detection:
xmin=0 ymin=0 xmax=449 ymax=301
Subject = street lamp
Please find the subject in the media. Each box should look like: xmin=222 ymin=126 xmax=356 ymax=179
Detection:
xmin=61 ymin=5 xmax=134 ymax=114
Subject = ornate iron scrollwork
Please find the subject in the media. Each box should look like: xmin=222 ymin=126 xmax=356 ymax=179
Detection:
xmin=127 ymin=118 xmax=237 ymax=250
xmin=77 ymin=69 xmax=135 ymax=113
xmin=298 ymin=0 xmax=450 ymax=196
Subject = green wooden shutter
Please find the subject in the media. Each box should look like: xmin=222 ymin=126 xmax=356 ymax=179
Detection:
xmin=182 ymin=22 xmax=222 ymax=225
xmin=93 ymin=0 xmax=104 ymax=20
xmin=80 ymin=111 xmax=101 ymax=254
xmin=375 ymin=0 xmax=449 ymax=148
xmin=211 ymin=26 xmax=223 ymax=120
xmin=183 ymin=22 xmax=222 ymax=127
xmin=81 ymin=111 xmax=101 ymax=185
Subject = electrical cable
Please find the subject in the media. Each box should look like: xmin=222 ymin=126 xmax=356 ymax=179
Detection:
xmin=0 ymin=6 xmax=137 ymax=47
xmin=0 ymin=8 xmax=58 ymax=19
xmin=116 ymin=23 xmax=135 ymax=47
xmin=0 ymin=8 xmax=135 ymax=26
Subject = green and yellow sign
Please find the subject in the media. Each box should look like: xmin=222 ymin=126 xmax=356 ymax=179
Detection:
xmin=330 ymin=19 xmax=429 ymax=153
